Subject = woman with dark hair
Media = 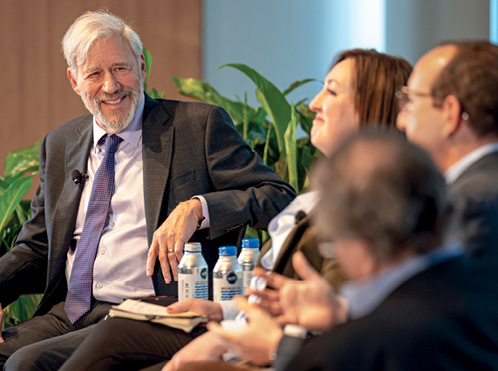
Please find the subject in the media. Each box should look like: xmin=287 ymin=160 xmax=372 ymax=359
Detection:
xmin=59 ymin=49 xmax=412 ymax=371
xmin=309 ymin=48 xmax=411 ymax=157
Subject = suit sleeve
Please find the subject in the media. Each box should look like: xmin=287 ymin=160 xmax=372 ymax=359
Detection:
xmin=200 ymin=105 xmax=296 ymax=240
xmin=444 ymin=192 xmax=498 ymax=259
xmin=0 ymin=136 xmax=49 ymax=307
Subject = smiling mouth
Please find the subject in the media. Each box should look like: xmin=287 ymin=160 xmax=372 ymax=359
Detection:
xmin=102 ymin=96 xmax=126 ymax=105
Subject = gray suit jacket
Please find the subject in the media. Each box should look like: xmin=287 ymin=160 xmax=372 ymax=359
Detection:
xmin=0 ymin=95 xmax=295 ymax=313
xmin=445 ymin=150 xmax=498 ymax=260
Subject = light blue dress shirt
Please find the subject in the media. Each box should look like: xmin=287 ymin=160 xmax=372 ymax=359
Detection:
xmin=66 ymin=96 xmax=156 ymax=303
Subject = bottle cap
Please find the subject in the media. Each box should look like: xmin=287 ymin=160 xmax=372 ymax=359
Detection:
xmin=219 ymin=245 xmax=237 ymax=256
xmin=184 ymin=242 xmax=202 ymax=253
xmin=241 ymin=238 xmax=259 ymax=249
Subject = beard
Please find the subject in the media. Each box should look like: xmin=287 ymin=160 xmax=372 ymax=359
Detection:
xmin=82 ymin=81 xmax=143 ymax=133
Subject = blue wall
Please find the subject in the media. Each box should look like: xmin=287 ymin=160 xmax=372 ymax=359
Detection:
xmin=203 ymin=0 xmax=491 ymax=108
xmin=492 ymin=0 xmax=498 ymax=43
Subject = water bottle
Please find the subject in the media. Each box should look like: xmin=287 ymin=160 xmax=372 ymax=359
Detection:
xmin=238 ymin=238 xmax=260 ymax=292
xmin=213 ymin=246 xmax=243 ymax=302
xmin=178 ymin=242 xmax=208 ymax=301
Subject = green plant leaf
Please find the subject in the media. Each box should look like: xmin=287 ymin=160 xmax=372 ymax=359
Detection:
xmin=2 ymin=294 xmax=42 ymax=330
xmin=0 ymin=177 xmax=32 ymax=233
xmin=217 ymin=64 xmax=291 ymax=153
xmin=297 ymin=103 xmax=315 ymax=135
xmin=172 ymin=76 xmax=261 ymax=124
xmin=0 ymin=176 xmax=8 ymax=190
xmin=283 ymin=78 xmax=317 ymax=96
xmin=4 ymin=140 xmax=41 ymax=181
xmin=285 ymin=107 xmax=299 ymax=191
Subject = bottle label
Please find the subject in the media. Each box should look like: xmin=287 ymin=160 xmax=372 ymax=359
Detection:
xmin=243 ymin=270 xmax=254 ymax=292
xmin=179 ymin=267 xmax=208 ymax=301
xmin=213 ymin=271 xmax=242 ymax=302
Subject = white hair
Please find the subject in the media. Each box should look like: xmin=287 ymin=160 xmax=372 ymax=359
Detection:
xmin=62 ymin=10 xmax=143 ymax=74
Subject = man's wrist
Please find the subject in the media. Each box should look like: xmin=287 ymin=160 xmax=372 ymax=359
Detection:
xmin=190 ymin=197 xmax=207 ymax=229
xmin=197 ymin=216 xmax=205 ymax=230
xmin=268 ymin=327 xmax=284 ymax=363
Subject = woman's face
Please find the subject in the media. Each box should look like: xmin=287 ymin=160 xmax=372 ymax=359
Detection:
xmin=309 ymin=59 xmax=359 ymax=157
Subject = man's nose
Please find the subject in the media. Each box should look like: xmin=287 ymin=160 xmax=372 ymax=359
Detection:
xmin=102 ymin=72 xmax=121 ymax=94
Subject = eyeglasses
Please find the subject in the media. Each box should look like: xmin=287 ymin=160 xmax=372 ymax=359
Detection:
xmin=395 ymin=86 xmax=444 ymax=111
xmin=396 ymin=86 xmax=470 ymax=121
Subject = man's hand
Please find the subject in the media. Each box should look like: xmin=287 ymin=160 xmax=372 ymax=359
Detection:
xmin=162 ymin=332 xmax=228 ymax=371
xmin=207 ymin=297 xmax=283 ymax=366
xmin=0 ymin=303 xmax=4 ymax=343
xmin=166 ymin=299 xmax=223 ymax=322
xmin=245 ymin=267 xmax=297 ymax=316
xmin=277 ymin=251 xmax=348 ymax=331
xmin=146 ymin=199 xmax=204 ymax=283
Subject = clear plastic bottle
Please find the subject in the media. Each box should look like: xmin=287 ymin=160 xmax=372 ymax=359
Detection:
xmin=213 ymin=246 xmax=243 ymax=302
xmin=178 ymin=242 xmax=208 ymax=301
xmin=237 ymin=238 xmax=260 ymax=292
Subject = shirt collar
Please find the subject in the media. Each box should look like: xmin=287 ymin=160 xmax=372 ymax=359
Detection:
xmin=92 ymin=94 xmax=145 ymax=152
xmin=445 ymin=143 xmax=498 ymax=184
xmin=341 ymin=242 xmax=463 ymax=320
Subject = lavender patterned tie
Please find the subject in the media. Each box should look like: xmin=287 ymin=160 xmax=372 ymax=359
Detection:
xmin=65 ymin=134 xmax=122 ymax=323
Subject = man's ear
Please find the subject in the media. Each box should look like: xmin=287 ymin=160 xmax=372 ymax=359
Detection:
xmin=441 ymin=94 xmax=463 ymax=138
xmin=67 ymin=68 xmax=81 ymax=96
xmin=140 ymin=54 xmax=147 ymax=82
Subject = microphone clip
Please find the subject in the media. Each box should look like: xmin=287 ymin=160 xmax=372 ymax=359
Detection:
xmin=71 ymin=170 xmax=88 ymax=185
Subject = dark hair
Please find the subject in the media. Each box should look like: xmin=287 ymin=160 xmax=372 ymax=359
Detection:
xmin=431 ymin=41 xmax=498 ymax=137
xmin=331 ymin=49 xmax=412 ymax=128
xmin=314 ymin=130 xmax=447 ymax=261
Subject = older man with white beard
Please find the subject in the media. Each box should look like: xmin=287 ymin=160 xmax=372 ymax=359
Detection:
xmin=0 ymin=10 xmax=295 ymax=370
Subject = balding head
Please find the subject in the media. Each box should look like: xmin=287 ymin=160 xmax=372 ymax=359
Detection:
xmin=432 ymin=41 xmax=498 ymax=137
xmin=397 ymin=41 xmax=498 ymax=171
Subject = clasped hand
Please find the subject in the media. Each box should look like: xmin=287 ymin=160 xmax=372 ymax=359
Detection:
xmin=208 ymin=252 xmax=349 ymax=364
xmin=146 ymin=199 xmax=204 ymax=283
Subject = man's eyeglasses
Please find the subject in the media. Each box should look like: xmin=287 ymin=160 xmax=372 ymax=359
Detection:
xmin=396 ymin=86 xmax=469 ymax=120
xmin=395 ymin=86 xmax=443 ymax=111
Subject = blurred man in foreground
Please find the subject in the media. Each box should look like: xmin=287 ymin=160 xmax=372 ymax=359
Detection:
xmin=201 ymin=132 xmax=498 ymax=371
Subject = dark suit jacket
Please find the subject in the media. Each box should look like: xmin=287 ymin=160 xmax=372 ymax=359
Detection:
xmin=258 ymin=211 xmax=342 ymax=290
xmin=0 ymin=95 xmax=295 ymax=314
xmin=445 ymin=150 xmax=498 ymax=261
xmin=285 ymin=255 xmax=498 ymax=370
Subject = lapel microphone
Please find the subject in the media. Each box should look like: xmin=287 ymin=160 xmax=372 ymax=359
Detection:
xmin=71 ymin=170 xmax=88 ymax=185
xmin=295 ymin=210 xmax=307 ymax=225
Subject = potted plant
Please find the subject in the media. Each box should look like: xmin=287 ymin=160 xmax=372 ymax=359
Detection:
xmin=0 ymin=140 xmax=43 ymax=329
xmin=171 ymin=64 xmax=319 ymax=195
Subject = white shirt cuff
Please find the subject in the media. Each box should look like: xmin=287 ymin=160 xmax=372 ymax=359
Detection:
xmin=192 ymin=195 xmax=210 ymax=229
xmin=218 ymin=300 xmax=239 ymax=320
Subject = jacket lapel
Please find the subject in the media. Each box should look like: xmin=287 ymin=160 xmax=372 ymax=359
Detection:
xmin=142 ymin=96 xmax=173 ymax=244
xmin=49 ymin=117 xmax=93 ymax=284
xmin=272 ymin=212 xmax=314 ymax=272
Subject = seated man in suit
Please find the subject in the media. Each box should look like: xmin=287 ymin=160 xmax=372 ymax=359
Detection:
xmin=201 ymin=131 xmax=498 ymax=371
xmin=0 ymin=10 xmax=296 ymax=370
xmin=396 ymin=40 xmax=498 ymax=260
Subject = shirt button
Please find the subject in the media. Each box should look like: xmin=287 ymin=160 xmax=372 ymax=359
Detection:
xmin=96 ymin=283 xmax=103 ymax=289
xmin=109 ymin=221 xmax=115 ymax=227
xmin=100 ymin=249 xmax=106 ymax=255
